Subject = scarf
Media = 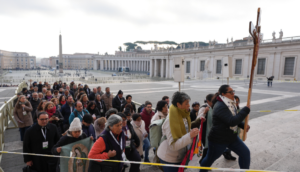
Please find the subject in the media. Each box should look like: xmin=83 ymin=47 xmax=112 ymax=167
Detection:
xmin=46 ymin=106 xmax=57 ymax=118
xmin=60 ymin=101 xmax=66 ymax=105
xmin=219 ymin=95 xmax=238 ymax=132
xmin=169 ymin=104 xmax=191 ymax=144
xmin=105 ymin=92 xmax=111 ymax=98
xmin=46 ymin=95 xmax=52 ymax=101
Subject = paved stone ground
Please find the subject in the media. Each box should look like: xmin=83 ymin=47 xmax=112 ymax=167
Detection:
xmin=1 ymin=80 xmax=300 ymax=171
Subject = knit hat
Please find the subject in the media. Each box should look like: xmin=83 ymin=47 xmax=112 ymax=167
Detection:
xmin=69 ymin=118 xmax=82 ymax=131
xmin=118 ymin=90 xmax=123 ymax=95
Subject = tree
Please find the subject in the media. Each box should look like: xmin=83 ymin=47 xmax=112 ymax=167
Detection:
xmin=123 ymin=42 xmax=137 ymax=51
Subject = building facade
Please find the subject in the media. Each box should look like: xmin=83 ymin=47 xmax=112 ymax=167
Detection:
xmin=0 ymin=50 xmax=36 ymax=69
xmin=148 ymin=35 xmax=300 ymax=81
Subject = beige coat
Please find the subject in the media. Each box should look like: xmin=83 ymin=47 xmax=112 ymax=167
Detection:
xmin=157 ymin=116 xmax=193 ymax=163
xmin=101 ymin=93 xmax=113 ymax=110
xmin=131 ymin=120 xmax=147 ymax=155
xmin=13 ymin=101 xmax=33 ymax=128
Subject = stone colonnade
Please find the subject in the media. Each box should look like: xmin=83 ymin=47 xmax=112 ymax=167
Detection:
xmin=149 ymin=58 xmax=172 ymax=78
xmin=94 ymin=60 xmax=150 ymax=72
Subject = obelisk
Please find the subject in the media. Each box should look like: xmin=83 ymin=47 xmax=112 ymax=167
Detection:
xmin=59 ymin=33 xmax=63 ymax=74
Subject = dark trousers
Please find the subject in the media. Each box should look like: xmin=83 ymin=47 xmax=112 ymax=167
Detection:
xmin=19 ymin=126 xmax=30 ymax=141
xmin=200 ymin=137 xmax=250 ymax=172
xmin=124 ymin=148 xmax=141 ymax=172
xmin=159 ymin=158 xmax=181 ymax=172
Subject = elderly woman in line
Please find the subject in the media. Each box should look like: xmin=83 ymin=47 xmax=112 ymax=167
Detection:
xmin=157 ymin=92 xmax=199 ymax=172
xmin=88 ymin=114 xmax=125 ymax=172
xmin=13 ymin=95 xmax=33 ymax=141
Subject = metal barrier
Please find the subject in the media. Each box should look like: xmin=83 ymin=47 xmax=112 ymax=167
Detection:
xmin=0 ymin=81 xmax=27 ymax=172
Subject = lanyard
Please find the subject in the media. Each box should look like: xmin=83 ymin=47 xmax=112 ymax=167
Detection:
xmin=99 ymin=102 xmax=102 ymax=109
xmin=41 ymin=128 xmax=47 ymax=140
xmin=109 ymin=131 xmax=123 ymax=150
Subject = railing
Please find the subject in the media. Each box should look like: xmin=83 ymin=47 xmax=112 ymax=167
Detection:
xmin=0 ymin=81 xmax=27 ymax=172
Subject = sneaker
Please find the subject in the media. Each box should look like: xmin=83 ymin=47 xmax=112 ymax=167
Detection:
xmin=223 ymin=152 xmax=236 ymax=161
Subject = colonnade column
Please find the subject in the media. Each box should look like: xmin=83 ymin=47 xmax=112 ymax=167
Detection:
xmin=166 ymin=59 xmax=169 ymax=78
xmin=154 ymin=59 xmax=157 ymax=77
xmin=161 ymin=59 xmax=164 ymax=78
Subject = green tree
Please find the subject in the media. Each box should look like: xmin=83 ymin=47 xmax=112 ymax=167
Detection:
xmin=123 ymin=42 xmax=137 ymax=51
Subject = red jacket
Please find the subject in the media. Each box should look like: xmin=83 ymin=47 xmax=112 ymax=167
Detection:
xmin=140 ymin=108 xmax=154 ymax=133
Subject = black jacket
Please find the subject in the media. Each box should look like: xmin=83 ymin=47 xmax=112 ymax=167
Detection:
xmin=53 ymin=85 xmax=60 ymax=91
xmin=87 ymin=107 xmax=101 ymax=118
xmin=52 ymin=133 xmax=87 ymax=155
xmin=112 ymin=95 xmax=125 ymax=112
xmin=49 ymin=110 xmax=64 ymax=136
xmin=121 ymin=102 xmax=136 ymax=112
xmin=23 ymin=123 xmax=60 ymax=172
xmin=84 ymin=88 xmax=91 ymax=96
xmin=190 ymin=109 xmax=198 ymax=122
xmin=88 ymin=92 xmax=97 ymax=101
xmin=95 ymin=99 xmax=107 ymax=117
xmin=37 ymin=84 xmax=43 ymax=92
xmin=208 ymin=100 xmax=250 ymax=144
xmin=126 ymin=121 xmax=140 ymax=151
xmin=29 ymin=98 xmax=41 ymax=123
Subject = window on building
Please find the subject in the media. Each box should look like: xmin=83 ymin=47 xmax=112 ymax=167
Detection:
xmin=216 ymin=60 xmax=222 ymax=74
xmin=257 ymin=58 xmax=266 ymax=75
xmin=235 ymin=59 xmax=242 ymax=74
xmin=186 ymin=61 xmax=191 ymax=73
xmin=284 ymin=57 xmax=295 ymax=75
xmin=200 ymin=60 xmax=205 ymax=71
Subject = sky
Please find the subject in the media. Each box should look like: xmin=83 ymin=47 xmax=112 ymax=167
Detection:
xmin=0 ymin=0 xmax=299 ymax=58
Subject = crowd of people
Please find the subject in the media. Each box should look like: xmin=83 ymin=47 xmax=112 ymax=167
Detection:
xmin=15 ymin=80 xmax=251 ymax=172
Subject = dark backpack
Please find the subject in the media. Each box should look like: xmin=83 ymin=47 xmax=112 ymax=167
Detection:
xmin=138 ymin=104 xmax=145 ymax=113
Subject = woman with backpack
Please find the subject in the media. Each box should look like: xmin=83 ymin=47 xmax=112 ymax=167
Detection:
xmin=157 ymin=92 xmax=199 ymax=172
xmin=200 ymin=85 xmax=251 ymax=172
xmin=151 ymin=100 xmax=168 ymax=123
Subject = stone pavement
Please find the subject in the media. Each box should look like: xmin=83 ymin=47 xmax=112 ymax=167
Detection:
xmin=1 ymin=80 xmax=300 ymax=171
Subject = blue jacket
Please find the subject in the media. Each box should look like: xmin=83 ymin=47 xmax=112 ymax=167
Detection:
xmin=69 ymin=109 xmax=90 ymax=124
xmin=82 ymin=124 xmax=96 ymax=142
xmin=60 ymin=103 xmax=75 ymax=124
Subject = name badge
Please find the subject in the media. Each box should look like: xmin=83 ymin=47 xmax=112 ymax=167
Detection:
xmin=126 ymin=140 xmax=131 ymax=148
xmin=43 ymin=141 xmax=48 ymax=149
xmin=23 ymin=111 xmax=27 ymax=116
xmin=100 ymin=109 xmax=104 ymax=113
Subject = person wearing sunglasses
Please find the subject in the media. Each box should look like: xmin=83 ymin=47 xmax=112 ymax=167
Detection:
xmin=200 ymin=85 xmax=251 ymax=172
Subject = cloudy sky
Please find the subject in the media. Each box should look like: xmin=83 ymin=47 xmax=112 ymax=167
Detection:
xmin=0 ymin=0 xmax=299 ymax=58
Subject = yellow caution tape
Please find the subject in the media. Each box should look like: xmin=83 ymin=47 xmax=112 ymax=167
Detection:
xmin=0 ymin=151 xmax=281 ymax=172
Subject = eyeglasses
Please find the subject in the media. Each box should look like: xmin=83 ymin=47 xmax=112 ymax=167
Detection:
xmin=226 ymin=90 xmax=235 ymax=94
xmin=39 ymin=118 xmax=49 ymax=121
xmin=122 ymin=119 xmax=127 ymax=122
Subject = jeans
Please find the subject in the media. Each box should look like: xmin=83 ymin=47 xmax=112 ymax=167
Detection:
xmin=268 ymin=81 xmax=272 ymax=87
xmin=19 ymin=126 xmax=30 ymax=141
xmin=159 ymin=158 xmax=181 ymax=172
xmin=200 ymin=137 xmax=250 ymax=172
xmin=143 ymin=138 xmax=150 ymax=161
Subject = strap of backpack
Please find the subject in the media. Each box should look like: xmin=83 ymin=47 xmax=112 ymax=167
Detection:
xmin=74 ymin=111 xmax=78 ymax=117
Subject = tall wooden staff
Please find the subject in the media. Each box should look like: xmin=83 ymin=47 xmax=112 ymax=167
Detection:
xmin=243 ymin=8 xmax=262 ymax=141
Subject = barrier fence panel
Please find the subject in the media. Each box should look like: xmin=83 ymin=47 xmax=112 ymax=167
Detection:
xmin=0 ymin=81 xmax=27 ymax=172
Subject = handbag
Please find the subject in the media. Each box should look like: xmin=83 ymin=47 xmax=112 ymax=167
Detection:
xmin=22 ymin=166 xmax=38 ymax=172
